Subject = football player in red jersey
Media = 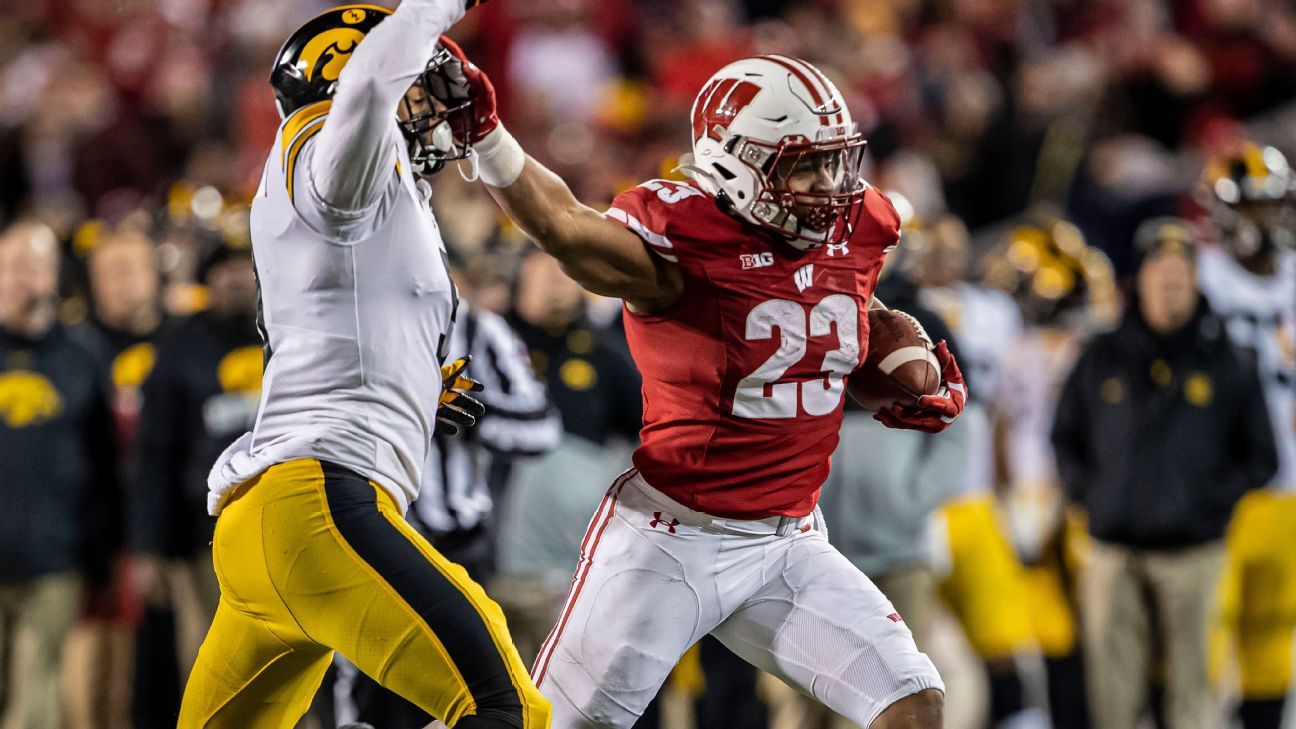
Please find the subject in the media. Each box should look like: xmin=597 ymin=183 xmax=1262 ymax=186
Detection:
xmin=427 ymin=41 xmax=964 ymax=729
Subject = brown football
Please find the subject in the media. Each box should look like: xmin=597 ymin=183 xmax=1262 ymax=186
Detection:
xmin=847 ymin=308 xmax=941 ymax=411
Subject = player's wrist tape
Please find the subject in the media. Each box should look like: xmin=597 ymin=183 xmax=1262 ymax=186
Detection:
xmin=472 ymin=125 xmax=525 ymax=188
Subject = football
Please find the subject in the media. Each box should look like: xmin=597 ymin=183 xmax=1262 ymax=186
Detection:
xmin=847 ymin=309 xmax=941 ymax=411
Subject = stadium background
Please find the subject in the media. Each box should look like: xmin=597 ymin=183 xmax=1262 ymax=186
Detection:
xmin=1 ymin=0 xmax=1295 ymax=727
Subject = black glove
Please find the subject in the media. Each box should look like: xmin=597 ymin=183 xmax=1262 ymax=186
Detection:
xmin=436 ymin=355 xmax=485 ymax=436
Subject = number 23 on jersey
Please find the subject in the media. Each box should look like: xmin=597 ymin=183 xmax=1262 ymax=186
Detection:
xmin=733 ymin=294 xmax=860 ymax=420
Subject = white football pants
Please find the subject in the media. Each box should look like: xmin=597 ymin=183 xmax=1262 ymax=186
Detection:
xmin=531 ymin=469 xmax=944 ymax=728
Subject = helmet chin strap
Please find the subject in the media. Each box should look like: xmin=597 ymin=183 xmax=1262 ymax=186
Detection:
xmin=406 ymin=120 xmax=459 ymax=177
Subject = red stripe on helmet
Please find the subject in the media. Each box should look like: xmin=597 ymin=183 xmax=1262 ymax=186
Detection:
xmin=761 ymin=54 xmax=843 ymax=128
xmin=787 ymin=56 xmax=846 ymax=126
xmin=693 ymin=76 xmax=763 ymax=142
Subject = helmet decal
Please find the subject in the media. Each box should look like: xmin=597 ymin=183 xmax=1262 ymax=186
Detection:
xmin=692 ymin=78 xmax=762 ymax=143
xmin=298 ymin=28 xmax=366 ymax=84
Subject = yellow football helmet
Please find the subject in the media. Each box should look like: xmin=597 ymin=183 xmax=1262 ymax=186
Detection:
xmin=1203 ymin=142 xmax=1296 ymax=259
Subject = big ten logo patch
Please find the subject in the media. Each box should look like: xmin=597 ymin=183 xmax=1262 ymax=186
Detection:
xmin=0 ymin=371 xmax=63 ymax=428
xmin=205 ymin=346 xmax=264 ymax=437
xmin=741 ymin=252 xmax=774 ymax=270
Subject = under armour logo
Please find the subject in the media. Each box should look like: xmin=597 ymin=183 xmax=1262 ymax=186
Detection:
xmin=649 ymin=512 xmax=679 ymax=534
xmin=827 ymin=242 xmax=849 ymax=257
xmin=887 ymin=613 xmax=904 ymax=623
xmin=794 ymin=264 xmax=814 ymax=293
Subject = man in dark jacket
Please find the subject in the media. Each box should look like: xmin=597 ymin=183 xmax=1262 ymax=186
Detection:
xmin=0 ymin=221 xmax=120 ymax=729
xmin=128 ymin=239 xmax=262 ymax=727
xmin=1051 ymin=217 xmax=1277 ymax=729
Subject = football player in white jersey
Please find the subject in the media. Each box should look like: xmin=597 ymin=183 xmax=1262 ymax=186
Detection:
xmin=179 ymin=4 xmax=550 ymax=728
xmin=987 ymin=217 xmax=1119 ymax=729
xmin=907 ymin=214 xmax=1048 ymax=729
xmin=1198 ymin=142 xmax=1296 ymax=729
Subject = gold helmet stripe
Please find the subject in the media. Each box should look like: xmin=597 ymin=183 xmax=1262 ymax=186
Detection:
xmin=280 ymin=100 xmax=333 ymax=162
xmin=285 ymin=118 xmax=328 ymax=202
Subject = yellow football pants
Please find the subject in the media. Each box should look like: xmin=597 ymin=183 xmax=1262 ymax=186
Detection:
xmin=1215 ymin=489 xmax=1296 ymax=699
xmin=178 ymin=459 xmax=550 ymax=728
xmin=939 ymin=494 xmax=1036 ymax=659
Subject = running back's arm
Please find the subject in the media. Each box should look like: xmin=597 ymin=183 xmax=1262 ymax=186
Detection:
xmin=485 ymin=158 xmax=684 ymax=312
xmin=307 ymin=0 xmax=466 ymax=212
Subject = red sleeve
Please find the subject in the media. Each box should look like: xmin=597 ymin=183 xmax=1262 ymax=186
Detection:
xmin=847 ymin=185 xmax=902 ymax=262
xmin=863 ymin=186 xmax=902 ymax=243
xmin=605 ymin=181 xmax=687 ymax=263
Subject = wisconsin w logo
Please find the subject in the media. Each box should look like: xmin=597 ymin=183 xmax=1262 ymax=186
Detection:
xmin=692 ymin=79 xmax=762 ymax=142
xmin=794 ymin=264 xmax=815 ymax=293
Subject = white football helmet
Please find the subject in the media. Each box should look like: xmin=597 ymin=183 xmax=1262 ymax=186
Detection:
xmin=683 ymin=55 xmax=868 ymax=249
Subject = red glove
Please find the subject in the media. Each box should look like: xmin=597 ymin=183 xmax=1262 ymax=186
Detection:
xmin=873 ymin=340 xmax=967 ymax=434
xmin=427 ymin=35 xmax=499 ymax=145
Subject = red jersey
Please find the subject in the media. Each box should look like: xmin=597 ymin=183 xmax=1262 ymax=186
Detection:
xmin=607 ymin=179 xmax=899 ymax=519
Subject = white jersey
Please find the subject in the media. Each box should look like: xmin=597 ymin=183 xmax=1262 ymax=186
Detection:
xmin=999 ymin=326 xmax=1083 ymax=559
xmin=919 ymin=282 xmax=1024 ymax=493
xmin=1198 ymin=246 xmax=1296 ymax=491
xmin=1001 ymin=327 xmax=1083 ymax=489
xmin=207 ymin=0 xmax=465 ymax=515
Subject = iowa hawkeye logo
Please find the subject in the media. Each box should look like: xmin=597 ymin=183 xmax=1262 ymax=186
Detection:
xmin=0 ymin=371 xmax=63 ymax=428
xmin=298 ymin=27 xmax=365 ymax=85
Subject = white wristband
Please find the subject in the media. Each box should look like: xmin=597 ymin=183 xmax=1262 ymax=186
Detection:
xmin=472 ymin=126 xmax=526 ymax=188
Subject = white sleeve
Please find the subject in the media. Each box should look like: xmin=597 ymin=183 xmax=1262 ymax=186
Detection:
xmin=307 ymin=0 xmax=465 ymax=213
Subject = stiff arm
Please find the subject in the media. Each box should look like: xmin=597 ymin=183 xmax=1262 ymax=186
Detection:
xmin=483 ymin=158 xmax=684 ymax=313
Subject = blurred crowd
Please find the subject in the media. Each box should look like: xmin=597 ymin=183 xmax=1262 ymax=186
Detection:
xmin=2 ymin=0 xmax=1296 ymax=727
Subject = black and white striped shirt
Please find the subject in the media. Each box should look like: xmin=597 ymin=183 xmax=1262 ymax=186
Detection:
xmin=408 ymin=303 xmax=561 ymax=535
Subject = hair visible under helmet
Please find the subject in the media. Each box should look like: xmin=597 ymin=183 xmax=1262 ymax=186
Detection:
xmin=682 ymin=55 xmax=868 ymax=250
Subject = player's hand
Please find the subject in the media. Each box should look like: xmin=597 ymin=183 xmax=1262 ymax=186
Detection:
xmin=873 ymin=340 xmax=967 ymax=434
xmin=426 ymin=35 xmax=499 ymax=146
xmin=436 ymin=355 xmax=486 ymax=436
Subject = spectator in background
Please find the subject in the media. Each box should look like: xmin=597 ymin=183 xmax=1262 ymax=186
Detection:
xmin=0 ymin=221 xmax=120 ymax=729
xmin=493 ymin=251 xmax=642 ymax=664
xmin=1052 ymin=218 xmax=1277 ymax=729
xmin=128 ymin=237 xmax=261 ymax=727
xmin=65 ymin=220 xmax=167 ymax=729
xmin=506 ymin=250 xmax=642 ymax=452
